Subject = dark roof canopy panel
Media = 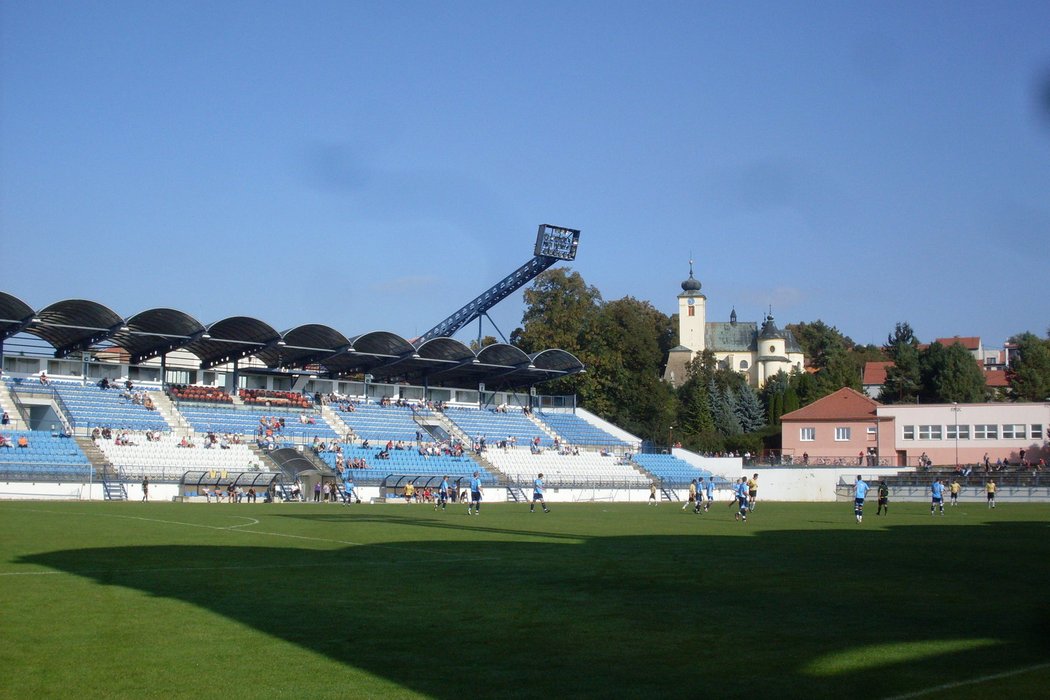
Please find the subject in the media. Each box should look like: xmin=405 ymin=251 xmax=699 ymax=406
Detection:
xmin=258 ymin=324 xmax=349 ymax=369
xmin=0 ymin=291 xmax=585 ymax=390
xmin=188 ymin=316 xmax=280 ymax=370
xmin=350 ymin=331 xmax=415 ymax=357
xmin=32 ymin=299 xmax=124 ymax=357
xmin=0 ymin=292 xmax=35 ymax=340
xmin=477 ymin=343 xmax=531 ymax=367
xmin=530 ymin=349 xmax=585 ymax=373
xmin=117 ymin=308 xmax=206 ymax=364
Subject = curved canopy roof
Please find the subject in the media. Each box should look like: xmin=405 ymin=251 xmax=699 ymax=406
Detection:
xmin=0 ymin=291 xmax=583 ymax=390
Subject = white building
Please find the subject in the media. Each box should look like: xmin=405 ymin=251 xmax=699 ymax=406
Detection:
xmin=663 ymin=262 xmax=805 ymax=388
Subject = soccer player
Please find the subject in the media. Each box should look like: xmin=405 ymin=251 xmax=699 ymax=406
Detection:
xmin=854 ymin=475 xmax=869 ymax=524
xmin=649 ymin=481 xmax=658 ymax=506
xmin=702 ymin=477 xmax=714 ymax=512
xmin=930 ymin=479 xmax=945 ymax=516
xmin=435 ymin=475 xmax=450 ymax=511
xmin=342 ymin=476 xmax=358 ymax=505
xmin=949 ymin=479 xmax=961 ymax=506
xmin=467 ymin=471 xmax=483 ymax=515
xmin=683 ymin=479 xmax=697 ymax=510
xmin=733 ymin=477 xmax=749 ymax=522
xmin=876 ymin=480 xmax=889 ymax=516
xmin=530 ymin=473 xmax=550 ymax=513
xmin=986 ymin=479 xmax=996 ymax=508
xmin=747 ymin=473 xmax=759 ymax=511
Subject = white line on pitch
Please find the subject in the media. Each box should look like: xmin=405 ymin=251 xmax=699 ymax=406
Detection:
xmin=883 ymin=661 xmax=1050 ymax=700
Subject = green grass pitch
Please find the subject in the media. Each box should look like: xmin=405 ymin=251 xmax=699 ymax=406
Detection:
xmin=1 ymin=500 xmax=1048 ymax=699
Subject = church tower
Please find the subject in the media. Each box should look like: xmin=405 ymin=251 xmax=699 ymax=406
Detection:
xmin=662 ymin=261 xmax=706 ymax=387
xmin=677 ymin=260 xmax=706 ymax=353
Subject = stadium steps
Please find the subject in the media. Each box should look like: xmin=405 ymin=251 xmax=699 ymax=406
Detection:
xmin=320 ymin=406 xmax=352 ymax=439
xmin=151 ymin=391 xmax=190 ymax=435
xmin=506 ymin=485 xmax=527 ymax=503
xmin=75 ymin=436 xmax=114 ymax=477
xmin=0 ymin=382 xmax=28 ymax=430
xmin=661 ymin=486 xmax=678 ymax=502
xmin=102 ymin=478 xmax=128 ymax=501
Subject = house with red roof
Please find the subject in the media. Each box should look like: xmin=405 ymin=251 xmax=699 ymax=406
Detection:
xmin=781 ymin=388 xmax=1049 ymax=468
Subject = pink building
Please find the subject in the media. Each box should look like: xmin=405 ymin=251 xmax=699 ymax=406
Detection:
xmin=781 ymin=389 xmax=893 ymax=466
xmin=781 ymin=388 xmax=1050 ymax=468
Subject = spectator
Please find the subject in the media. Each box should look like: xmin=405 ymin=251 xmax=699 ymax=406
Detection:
xmin=1 ymin=410 xmax=9 ymax=425
xmin=39 ymin=371 xmax=49 ymax=385
xmin=17 ymin=435 xmax=29 ymax=448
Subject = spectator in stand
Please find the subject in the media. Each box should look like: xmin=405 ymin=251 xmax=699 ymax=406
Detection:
xmin=0 ymin=435 xmax=11 ymax=448
xmin=39 ymin=371 xmax=49 ymax=385
xmin=1 ymin=411 xmax=9 ymax=426
xmin=17 ymin=435 xmax=29 ymax=448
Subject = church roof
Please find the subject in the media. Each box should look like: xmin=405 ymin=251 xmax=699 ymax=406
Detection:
xmin=706 ymin=322 xmax=758 ymax=352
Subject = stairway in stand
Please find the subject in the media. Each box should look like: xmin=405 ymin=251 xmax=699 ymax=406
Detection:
xmin=75 ymin=436 xmax=126 ymax=500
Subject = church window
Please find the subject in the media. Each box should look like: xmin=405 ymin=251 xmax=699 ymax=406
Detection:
xmin=769 ymin=344 xmax=776 ymax=353
xmin=687 ymin=307 xmax=695 ymax=317
xmin=739 ymin=360 xmax=749 ymax=370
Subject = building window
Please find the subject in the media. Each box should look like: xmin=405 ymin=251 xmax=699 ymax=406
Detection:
xmin=769 ymin=344 xmax=776 ymax=353
xmin=687 ymin=307 xmax=695 ymax=317
xmin=800 ymin=427 xmax=815 ymax=442
xmin=867 ymin=427 xmax=877 ymax=436
xmin=834 ymin=427 xmax=851 ymax=441
xmin=903 ymin=425 xmax=915 ymax=440
xmin=739 ymin=360 xmax=749 ymax=370
xmin=918 ymin=425 xmax=942 ymax=440
xmin=974 ymin=424 xmax=998 ymax=439
xmin=947 ymin=424 xmax=970 ymax=440
xmin=1033 ymin=425 xmax=1044 ymax=440
xmin=1002 ymin=424 xmax=1026 ymax=439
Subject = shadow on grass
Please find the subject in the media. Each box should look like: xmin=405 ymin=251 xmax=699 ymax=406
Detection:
xmin=19 ymin=520 xmax=1050 ymax=699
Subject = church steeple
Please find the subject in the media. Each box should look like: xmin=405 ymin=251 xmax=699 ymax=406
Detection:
xmin=681 ymin=258 xmax=702 ymax=292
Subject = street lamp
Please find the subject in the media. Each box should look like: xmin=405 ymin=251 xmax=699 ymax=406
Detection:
xmin=951 ymin=402 xmax=961 ymax=468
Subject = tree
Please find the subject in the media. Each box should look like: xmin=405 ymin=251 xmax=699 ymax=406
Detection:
xmin=1007 ymin=332 xmax=1050 ymax=401
xmin=919 ymin=342 xmax=987 ymax=403
xmin=733 ymin=384 xmax=767 ymax=433
xmin=709 ymin=380 xmax=742 ymax=437
xmin=787 ymin=320 xmax=853 ymax=370
xmin=880 ymin=321 xmax=921 ymax=404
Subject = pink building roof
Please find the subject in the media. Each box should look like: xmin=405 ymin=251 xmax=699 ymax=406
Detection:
xmin=781 ymin=388 xmax=880 ymax=422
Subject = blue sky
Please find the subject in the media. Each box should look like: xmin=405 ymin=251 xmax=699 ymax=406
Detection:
xmin=2 ymin=1 xmax=1048 ymax=350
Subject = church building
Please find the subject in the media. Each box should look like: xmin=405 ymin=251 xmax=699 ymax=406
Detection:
xmin=662 ymin=262 xmax=806 ymax=388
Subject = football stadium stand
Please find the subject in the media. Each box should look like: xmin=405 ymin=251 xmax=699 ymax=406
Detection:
xmin=176 ymin=403 xmax=339 ymax=443
xmin=335 ymin=403 xmax=423 ymax=442
xmin=95 ymin=433 xmax=265 ymax=480
xmin=630 ymin=453 xmax=721 ymax=486
xmin=443 ymin=406 xmax=553 ymax=447
xmin=535 ymin=410 xmax=631 ymax=447
xmin=5 ymin=378 xmax=169 ymax=433
xmin=317 ymin=445 xmax=494 ymax=484
xmin=0 ymin=431 xmax=92 ymax=479
xmin=485 ymin=447 xmax=649 ymax=487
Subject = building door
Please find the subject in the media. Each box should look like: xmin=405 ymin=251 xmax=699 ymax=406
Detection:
xmin=896 ymin=450 xmax=907 ymax=467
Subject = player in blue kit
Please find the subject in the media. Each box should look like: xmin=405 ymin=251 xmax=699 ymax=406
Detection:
xmin=930 ymin=479 xmax=945 ymax=516
xmin=703 ymin=477 xmax=714 ymax=512
xmin=530 ymin=473 xmax=550 ymax=513
xmin=342 ymin=476 xmax=359 ymax=505
xmin=467 ymin=471 xmax=483 ymax=515
xmin=854 ymin=475 xmax=869 ymax=524
xmin=734 ymin=477 xmax=749 ymax=522
xmin=435 ymin=475 xmax=450 ymax=511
